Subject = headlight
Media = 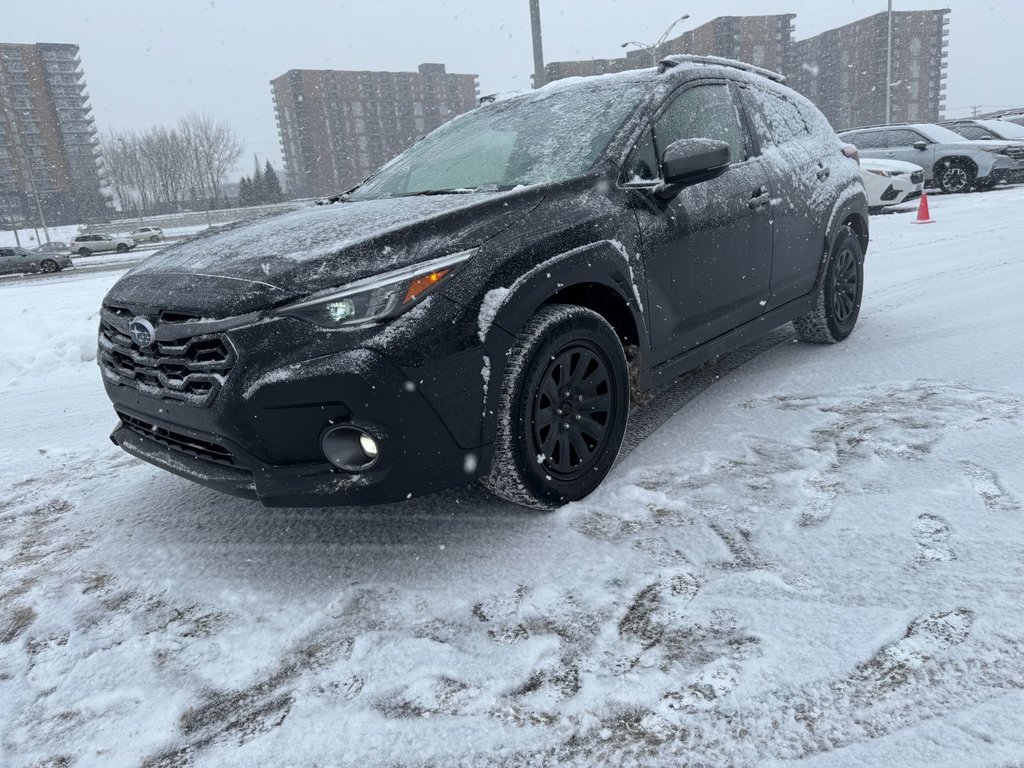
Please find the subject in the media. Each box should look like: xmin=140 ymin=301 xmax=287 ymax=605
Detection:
xmin=276 ymin=248 xmax=477 ymax=328
xmin=867 ymin=169 xmax=895 ymax=177
xmin=977 ymin=145 xmax=1008 ymax=154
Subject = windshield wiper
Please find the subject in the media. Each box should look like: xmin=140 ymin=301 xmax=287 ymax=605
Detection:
xmin=407 ymin=188 xmax=486 ymax=196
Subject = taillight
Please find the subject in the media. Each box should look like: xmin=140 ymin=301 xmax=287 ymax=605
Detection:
xmin=841 ymin=144 xmax=860 ymax=165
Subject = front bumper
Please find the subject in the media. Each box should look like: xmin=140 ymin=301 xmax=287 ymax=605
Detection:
xmin=103 ymin=317 xmax=486 ymax=507
xmin=989 ymin=167 xmax=1024 ymax=184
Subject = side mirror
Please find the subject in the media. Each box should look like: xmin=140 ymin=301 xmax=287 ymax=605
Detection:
xmin=912 ymin=141 xmax=929 ymax=150
xmin=661 ymin=138 xmax=731 ymax=187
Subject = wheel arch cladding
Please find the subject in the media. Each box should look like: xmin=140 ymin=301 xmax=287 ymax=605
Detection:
xmin=478 ymin=241 xmax=648 ymax=446
xmin=935 ymin=155 xmax=978 ymax=175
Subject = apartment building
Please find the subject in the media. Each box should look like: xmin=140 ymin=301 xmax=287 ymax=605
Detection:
xmin=790 ymin=9 xmax=950 ymax=129
xmin=544 ymin=15 xmax=796 ymax=83
xmin=0 ymin=42 xmax=106 ymax=225
xmin=272 ymin=63 xmax=479 ymax=198
xmin=543 ymin=10 xmax=950 ymax=131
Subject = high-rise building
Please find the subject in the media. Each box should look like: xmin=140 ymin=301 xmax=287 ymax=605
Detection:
xmin=543 ymin=10 xmax=950 ymax=132
xmin=632 ymin=14 xmax=797 ymax=74
xmin=0 ymin=42 xmax=107 ymax=226
xmin=544 ymin=15 xmax=796 ymax=83
xmin=271 ymin=63 xmax=479 ymax=199
xmin=790 ymin=9 xmax=950 ymax=129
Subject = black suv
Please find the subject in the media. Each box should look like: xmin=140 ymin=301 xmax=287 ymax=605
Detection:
xmin=99 ymin=56 xmax=868 ymax=509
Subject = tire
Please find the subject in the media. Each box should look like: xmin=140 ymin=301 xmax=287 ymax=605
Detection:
xmin=482 ymin=304 xmax=630 ymax=509
xmin=39 ymin=259 xmax=59 ymax=274
xmin=936 ymin=160 xmax=975 ymax=194
xmin=150 ymin=235 xmax=160 ymax=242
xmin=78 ymin=247 xmax=91 ymax=256
xmin=116 ymin=243 xmax=129 ymax=253
xmin=793 ymin=226 xmax=864 ymax=344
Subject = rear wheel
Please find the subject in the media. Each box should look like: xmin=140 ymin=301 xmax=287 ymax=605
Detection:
xmin=794 ymin=226 xmax=864 ymax=344
xmin=78 ymin=247 xmax=91 ymax=256
xmin=482 ymin=304 xmax=630 ymax=509
xmin=936 ymin=160 xmax=975 ymax=194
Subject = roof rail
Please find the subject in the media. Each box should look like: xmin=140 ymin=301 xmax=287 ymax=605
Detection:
xmin=658 ymin=54 xmax=786 ymax=83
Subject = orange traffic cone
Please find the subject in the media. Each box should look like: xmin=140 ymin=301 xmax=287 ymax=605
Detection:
xmin=913 ymin=192 xmax=934 ymax=224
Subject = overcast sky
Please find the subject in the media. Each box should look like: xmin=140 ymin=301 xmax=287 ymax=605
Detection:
xmin=7 ymin=1 xmax=1023 ymax=175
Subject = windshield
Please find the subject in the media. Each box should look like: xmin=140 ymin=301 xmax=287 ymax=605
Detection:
xmin=349 ymin=80 xmax=647 ymax=200
xmin=985 ymin=120 xmax=1024 ymax=139
xmin=920 ymin=123 xmax=980 ymax=143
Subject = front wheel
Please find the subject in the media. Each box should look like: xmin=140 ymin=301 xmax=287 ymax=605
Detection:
xmin=794 ymin=226 xmax=864 ymax=344
xmin=150 ymin=235 xmax=160 ymax=242
xmin=482 ymin=304 xmax=630 ymax=509
xmin=937 ymin=161 xmax=975 ymax=194
xmin=116 ymin=243 xmax=129 ymax=253
xmin=39 ymin=259 xmax=59 ymax=273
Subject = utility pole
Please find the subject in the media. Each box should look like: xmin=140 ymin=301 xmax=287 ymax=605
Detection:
xmin=529 ymin=0 xmax=545 ymax=88
xmin=885 ymin=0 xmax=894 ymax=124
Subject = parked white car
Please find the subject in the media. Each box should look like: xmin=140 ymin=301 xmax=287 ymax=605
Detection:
xmin=69 ymin=234 xmax=137 ymax=256
xmin=860 ymin=158 xmax=925 ymax=212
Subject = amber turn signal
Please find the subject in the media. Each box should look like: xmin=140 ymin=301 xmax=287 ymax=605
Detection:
xmin=403 ymin=268 xmax=450 ymax=304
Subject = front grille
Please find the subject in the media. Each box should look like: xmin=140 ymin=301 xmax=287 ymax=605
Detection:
xmin=118 ymin=411 xmax=236 ymax=466
xmin=98 ymin=307 xmax=235 ymax=408
xmin=1005 ymin=146 xmax=1024 ymax=161
xmin=910 ymin=170 xmax=924 ymax=185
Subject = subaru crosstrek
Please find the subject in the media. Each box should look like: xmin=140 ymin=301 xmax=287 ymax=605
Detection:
xmin=99 ymin=55 xmax=869 ymax=509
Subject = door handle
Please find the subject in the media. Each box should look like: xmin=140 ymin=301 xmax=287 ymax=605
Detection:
xmin=748 ymin=186 xmax=770 ymax=209
xmin=816 ymin=166 xmax=831 ymax=180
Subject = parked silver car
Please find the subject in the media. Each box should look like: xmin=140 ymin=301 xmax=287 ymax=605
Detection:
xmin=0 ymin=246 xmax=73 ymax=275
xmin=129 ymin=226 xmax=164 ymax=242
xmin=69 ymin=233 xmax=137 ymax=256
xmin=32 ymin=241 xmax=71 ymax=254
xmin=838 ymin=123 xmax=1024 ymax=193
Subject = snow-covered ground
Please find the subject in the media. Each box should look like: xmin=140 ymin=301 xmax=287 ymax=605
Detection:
xmin=2 ymin=188 xmax=1023 ymax=766
xmin=0 ymin=224 xmax=82 ymax=249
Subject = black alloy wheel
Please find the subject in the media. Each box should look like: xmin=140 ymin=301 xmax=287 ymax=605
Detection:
xmin=830 ymin=245 xmax=858 ymax=325
xmin=116 ymin=243 xmax=129 ymax=253
xmin=483 ymin=304 xmax=630 ymax=508
xmin=78 ymin=247 xmax=91 ymax=256
xmin=793 ymin=225 xmax=864 ymax=344
xmin=531 ymin=342 xmax=614 ymax=481
xmin=39 ymin=259 xmax=59 ymax=273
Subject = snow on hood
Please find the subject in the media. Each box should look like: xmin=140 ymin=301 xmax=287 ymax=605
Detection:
xmin=109 ymin=190 xmax=542 ymax=314
xmin=860 ymin=157 xmax=924 ymax=173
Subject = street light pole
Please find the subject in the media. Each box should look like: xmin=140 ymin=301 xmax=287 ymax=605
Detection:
xmin=622 ymin=13 xmax=691 ymax=67
xmin=885 ymin=0 xmax=894 ymax=124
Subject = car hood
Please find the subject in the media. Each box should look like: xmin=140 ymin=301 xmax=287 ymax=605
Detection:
xmin=860 ymin=158 xmax=923 ymax=173
xmin=106 ymin=190 xmax=544 ymax=316
xmin=948 ymin=139 xmax=1023 ymax=150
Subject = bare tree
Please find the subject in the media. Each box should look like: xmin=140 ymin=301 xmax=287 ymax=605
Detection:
xmin=178 ymin=112 xmax=244 ymax=203
xmin=101 ymin=113 xmax=244 ymax=215
xmin=141 ymin=125 xmax=188 ymax=207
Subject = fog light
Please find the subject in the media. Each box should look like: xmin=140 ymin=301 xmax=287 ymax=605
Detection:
xmin=321 ymin=426 xmax=381 ymax=472
xmin=358 ymin=432 xmax=379 ymax=459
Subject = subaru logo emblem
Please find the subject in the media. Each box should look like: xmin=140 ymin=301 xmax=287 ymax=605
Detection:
xmin=128 ymin=317 xmax=156 ymax=348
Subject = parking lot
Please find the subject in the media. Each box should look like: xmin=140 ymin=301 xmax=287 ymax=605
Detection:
xmin=2 ymin=187 xmax=1023 ymax=766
